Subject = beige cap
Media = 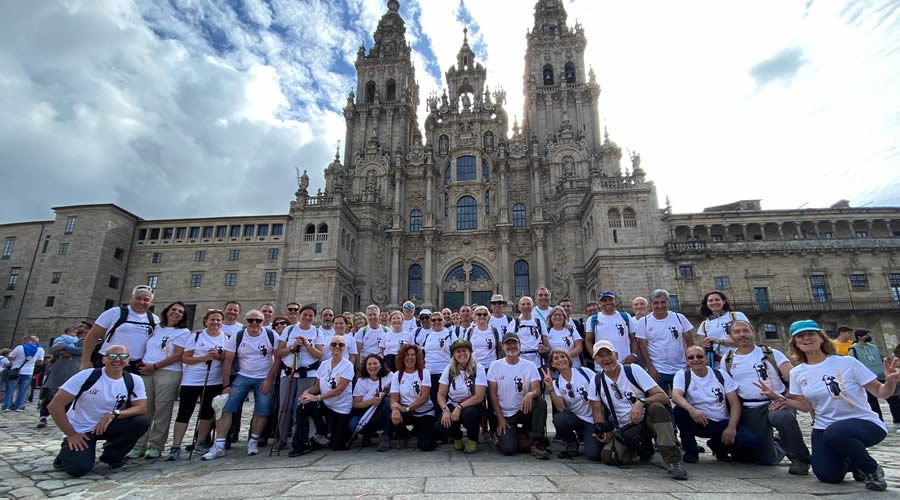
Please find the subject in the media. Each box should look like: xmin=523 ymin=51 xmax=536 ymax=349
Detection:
xmin=592 ymin=340 xmax=617 ymax=357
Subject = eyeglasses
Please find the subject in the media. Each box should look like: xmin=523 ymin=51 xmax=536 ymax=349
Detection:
xmin=475 ymin=313 xmax=489 ymax=317
xmin=287 ymin=307 xmax=300 ymax=312
xmin=686 ymin=354 xmax=706 ymax=360
xmin=611 ymin=382 xmax=623 ymax=400
xmin=273 ymin=321 xmax=288 ymax=327
xmin=403 ymin=305 xmax=415 ymax=310
xmin=245 ymin=318 xmax=263 ymax=324
xmin=106 ymin=353 xmax=130 ymax=360
xmin=330 ymin=342 xmax=346 ymax=348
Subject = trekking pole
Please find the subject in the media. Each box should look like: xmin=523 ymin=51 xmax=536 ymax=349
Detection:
xmin=188 ymin=359 xmax=213 ymax=460
xmin=269 ymin=353 xmax=297 ymax=456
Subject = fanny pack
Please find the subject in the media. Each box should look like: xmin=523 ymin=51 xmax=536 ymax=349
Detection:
xmin=284 ymin=360 xmax=320 ymax=378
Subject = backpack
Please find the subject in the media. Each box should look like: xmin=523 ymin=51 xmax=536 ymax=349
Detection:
xmin=590 ymin=311 xmax=631 ymax=338
xmin=449 ymin=369 xmax=478 ymax=395
xmin=723 ymin=345 xmax=789 ymax=387
xmin=71 ymin=368 xmax=135 ymax=410
xmin=231 ymin=327 xmax=277 ymax=374
xmin=465 ymin=326 xmax=502 ymax=358
xmin=91 ymin=305 xmax=157 ymax=368
xmin=554 ymin=367 xmax=593 ymax=396
xmin=700 ymin=311 xmax=738 ymax=335
xmin=512 ymin=317 xmax=545 ymax=341
xmin=682 ymin=366 xmax=725 ymax=394
xmin=594 ymin=364 xmax=645 ymax=399
xmin=360 ymin=325 xmax=389 ymax=347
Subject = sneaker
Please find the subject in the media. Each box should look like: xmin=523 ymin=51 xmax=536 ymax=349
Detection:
xmin=377 ymin=435 xmax=392 ymax=452
xmin=145 ymin=449 xmax=161 ymax=459
xmin=682 ymin=453 xmax=699 ymax=464
xmin=201 ymin=448 xmax=225 ymax=461
xmin=193 ymin=442 xmax=210 ymax=454
xmin=37 ymin=417 xmax=47 ymax=429
xmin=558 ymin=441 xmax=579 ymax=459
xmin=99 ymin=456 xmax=126 ymax=470
xmin=454 ymin=439 xmax=465 ymax=451
xmin=667 ymin=462 xmax=688 ymax=480
xmin=165 ymin=446 xmax=181 ymax=461
xmin=530 ymin=443 xmax=550 ymax=460
xmin=788 ymin=458 xmax=810 ymax=475
xmin=394 ymin=438 xmax=408 ymax=450
xmin=864 ymin=466 xmax=887 ymax=492
xmin=311 ymin=434 xmax=328 ymax=447
xmin=126 ymin=449 xmax=143 ymax=460
xmin=15 ymin=408 xmax=22 ymax=412
xmin=247 ymin=440 xmax=259 ymax=456
xmin=465 ymin=439 xmax=478 ymax=454
xmin=288 ymin=447 xmax=311 ymax=458
xmin=2 ymin=408 xmax=9 ymax=412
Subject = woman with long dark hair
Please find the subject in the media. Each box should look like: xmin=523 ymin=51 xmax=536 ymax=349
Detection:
xmin=697 ymin=290 xmax=748 ymax=367
xmin=350 ymin=354 xmax=394 ymax=451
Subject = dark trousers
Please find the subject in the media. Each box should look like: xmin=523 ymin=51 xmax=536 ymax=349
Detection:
xmin=39 ymin=387 xmax=59 ymax=418
xmin=392 ymin=412 xmax=436 ymax=451
xmin=56 ymin=416 xmax=150 ymax=477
xmin=496 ymin=397 xmax=548 ymax=456
xmin=552 ymin=410 xmax=602 ymax=461
xmin=349 ymin=397 xmax=392 ymax=437
xmin=739 ymin=404 xmax=810 ymax=465
xmin=292 ymin=402 xmax=350 ymax=452
xmin=811 ymin=418 xmax=886 ymax=483
xmin=865 ymin=387 xmax=900 ymax=423
xmin=673 ymin=406 xmax=759 ymax=458
xmin=444 ymin=404 xmax=482 ymax=440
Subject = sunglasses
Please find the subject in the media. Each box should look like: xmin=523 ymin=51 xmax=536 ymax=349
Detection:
xmin=245 ymin=318 xmax=263 ymax=324
xmin=273 ymin=321 xmax=288 ymax=327
xmin=564 ymin=382 xmax=575 ymax=399
xmin=330 ymin=342 xmax=346 ymax=348
xmin=687 ymin=354 xmax=706 ymax=360
xmin=403 ymin=305 xmax=415 ymax=310
xmin=287 ymin=307 xmax=300 ymax=312
xmin=611 ymin=382 xmax=623 ymax=400
xmin=475 ymin=313 xmax=489 ymax=317
xmin=106 ymin=353 xmax=130 ymax=360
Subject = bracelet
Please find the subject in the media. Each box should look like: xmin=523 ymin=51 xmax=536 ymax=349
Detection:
xmin=442 ymin=407 xmax=450 ymax=413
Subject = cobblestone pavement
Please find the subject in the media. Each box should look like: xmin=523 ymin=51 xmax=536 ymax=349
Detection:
xmin=1 ymin=398 xmax=897 ymax=499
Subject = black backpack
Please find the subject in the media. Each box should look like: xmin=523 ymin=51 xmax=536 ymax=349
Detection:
xmin=231 ymin=327 xmax=277 ymax=374
xmin=71 ymin=368 xmax=136 ymax=410
xmin=91 ymin=305 xmax=157 ymax=368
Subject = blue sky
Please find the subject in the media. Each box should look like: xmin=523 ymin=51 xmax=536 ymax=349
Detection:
xmin=1 ymin=0 xmax=898 ymax=224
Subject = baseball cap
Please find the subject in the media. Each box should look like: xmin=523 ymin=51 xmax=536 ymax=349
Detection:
xmin=502 ymin=332 xmax=520 ymax=343
xmin=592 ymin=340 xmax=617 ymax=357
xmin=132 ymin=285 xmax=154 ymax=295
xmin=450 ymin=339 xmax=473 ymax=352
xmin=789 ymin=319 xmax=821 ymax=336
xmin=418 ymin=309 xmax=432 ymax=318
xmin=599 ymin=291 xmax=616 ymax=300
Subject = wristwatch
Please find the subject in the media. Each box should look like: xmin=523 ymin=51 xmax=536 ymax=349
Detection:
xmin=111 ymin=409 xmax=121 ymax=419
xmin=637 ymin=397 xmax=648 ymax=405
xmin=405 ymin=405 xmax=411 ymax=413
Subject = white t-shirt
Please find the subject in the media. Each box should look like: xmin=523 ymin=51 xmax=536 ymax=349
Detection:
xmin=390 ymin=368 xmax=433 ymax=416
xmin=280 ymin=325 xmax=323 ymax=369
xmin=9 ymin=345 xmax=45 ymax=376
xmin=698 ymin=311 xmax=749 ymax=362
xmin=511 ymin=317 xmax=545 ymax=366
xmin=488 ymin=315 xmax=512 ymax=336
xmin=379 ymin=331 xmax=413 ymax=356
xmin=587 ymin=311 xmax=634 ymax=363
xmin=177 ymin=330 xmax=227 ymax=386
xmin=487 ymin=357 xmax=541 ymax=417
xmin=439 ymin=364 xmax=488 ymax=405
xmin=552 ymin=367 xmax=595 ymax=423
xmin=422 ymin=329 xmax=454 ymax=375
xmin=588 ymin=364 xmax=658 ymax=429
xmin=411 ymin=327 xmax=431 ymax=347
xmin=220 ymin=322 xmax=244 ymax=336
xmin=726 ymin=346 xmax=789 ymax=407
xmin=95 ymin=306 xmax=160 ymax=359
xmin=142 ymin=326 xmax=188 ymax=372
xmin=317 ymin=358 xmax=355 ymax=414
xmin=673 ymin=368 xmax=738 ymax=422
xmin=225 ymin=331 xmax=276 ymax=379
xmin=61 ymin=368 xmax=147 ymax=434
xmin=353 ymin=375 xmax=393 ymax=400
xmin=634 ymin=312 xmax=694 ymax=374
xmin=402 ymin=318 xmax=418 ymax=333
xmin=464 ymin=326 xmax=501 ymax=368
xmin=357 ymin=325 xmax=387 ymax=357
xmin=790 ymin=355 xmax=887 ymax=432
xmin=320 ymin=330 xmax=357 ymax=362
xmin=547 ymin=327 xmax=583 ymax=368
xmin=533 ymin=307 xmax=552 ymax=325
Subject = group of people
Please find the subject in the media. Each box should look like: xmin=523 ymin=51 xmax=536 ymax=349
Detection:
xmin=6 ymin=285 xmax=897 ymax=492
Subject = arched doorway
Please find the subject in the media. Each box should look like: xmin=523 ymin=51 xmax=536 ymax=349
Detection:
xmin=442 ymin=263 xmax=494 ymax=310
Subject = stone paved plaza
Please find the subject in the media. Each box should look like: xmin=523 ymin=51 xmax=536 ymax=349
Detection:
xmin=1 ymin=399 xmax=898 ymax=499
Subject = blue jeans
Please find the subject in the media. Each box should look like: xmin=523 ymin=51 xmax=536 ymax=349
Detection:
xmin=552 ymin=410 xmax=602 ymax=461
xmin=223 ymin=374 xmax=274 ymax=416
xmin=348 ymin=397 xmax=392 ymax=436
xmin=673 ymin=406 xmax=759 ymax=458
xmin=4 ymin=374 xmax=31 ymax=410
xmin=811 ymin=418 xmax=886 ymax=483
xmin=657 ymin=372 xmax=675 ymax=394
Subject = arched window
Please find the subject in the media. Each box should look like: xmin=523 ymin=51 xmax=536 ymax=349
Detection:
xmin=456 ymin=156 xmax=476 ymax=181
xmin=456 ymin=196 xmax=477 ymax=230
xmin=482 ymin=159 xmax=489 ymax=180
xmin=317 ymin=223 xmax=328 ymax=234
xmin=446 ymin=265 xmax=467 ymax=281
xmin=444 ymin=166 xmax=450 ymax=186
xmin=543 ymin=64 xmax=554 ymax=85
xmin=409 ymin=209 xmax=423 ymax=233
xmin=484 ymin=191 xmax=490 ymax=216
xmin=408 ymin=264 xmax=422 ymax=300
xmin=608 ymin=208 xmax=622 ymax=228
xmin=470 ymin=265 xmax=490 ymax=281
xmin=514 ymin=260 xmax=530 ymax=297
xmin=305 ymin=224 xmax=315 ymax=235
xmin=513 ymin=203 xmax=527 ymax=227
xmin=365 ymin=81 xmax=376 ymax=103
xmin=564 ymin=62 xmax=576 ymax=84
xmin=385 ymin=79 xmax=396 ymax=101
xmin=483 ymin=131 xmax=494 ymax=151
xmin=623 ymin=207 xmax=637 ymax=228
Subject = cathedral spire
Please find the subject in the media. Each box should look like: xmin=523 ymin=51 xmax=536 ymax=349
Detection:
xmin=532 ymin=0 xmax=568 ymax=35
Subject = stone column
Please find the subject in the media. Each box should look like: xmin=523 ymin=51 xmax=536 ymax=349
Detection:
xmin=498 ymin=162 xmax=509 ymax=224
xmin=499 ymin=228 xmax=511 ymax=299
xmin=422 ymin=231 xmax=434 ymax=309
xmin=777 ymin=223 xmax=785 ymax=240
xmin=535 ymin=227 xmax=547 ymax=288
xmin=388 ymin=233 xmax=401 ymax=308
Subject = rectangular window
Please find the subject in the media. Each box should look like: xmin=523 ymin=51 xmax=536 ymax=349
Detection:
xmin=267 ymin=248 xmax=279 ymax=260
xmin=108 ymin=276 xmax=119 ymax=289
xmin=257 ymin=224 xmax=269 ymax=236
xmin=149 ymin=228 xmax=160 ymax=240
xmin=243 ymin=225 xmax=254 ymax=237
xmin=272 ymin=224 xmax=283 ymax=236
xmin=823 ymin=322 xmax=838 ymax=339
xmin=855 ymin=231 xmax=868 ymax=239
xmin=58 ymin=243 xmax=68 ymax=255
xmin=229 ymin=249 xmax=240 ymax=261
xmin=189 ymin=227 xmax=200 ymax=239
xmin=734 ymin=234 xmax=744 ymax=241
xmin=2 ymin=295 xmax=11 ymax=309
xmin=456 ymin=155 xmax=476 ymax=181
xmin=216 ymin=226 xmax=227 ymax=238
xmin=823 ymin=232 xmax=834 ymax=239
xmin=714 ymin=276 xmax=731 ymax=290
xmin=224 ymin=272 xmax=237 ymax=287
xmin=114 ymin=247 xmax=125 ymax=260
xmin=42 ymin=239 xmax=49 ymax=253
xmin=315 ymin=242 xmax=323 ymax=253
xmin=51 ymin=272 xmax=61 ymax=284
xmin=891 ymin=273 xmax=900 ymax=303
xmin=190 ymin=274 xmax=202 ymax=288
xmin=849 ymin=273 xmax=868 ymax=289
xmin=176 ymin=227 xmax=187 ymax=239
xmin=763 ymin=323 xmax=779 ymax=340
xmin=45 ymin=296 xmax=55 ymax=307
xmin=151 ymin=252 xmax=162 ymax=263
xmin=104 ymin=299 xmax=115 ymax=309
xmin=162 ymin=227 xmax=174 ymax=240
xmin=669 ymin=294 xmax=680 ymax=313
xmin=710 ymin=234 xmax=723 ymax=242
xmin=678 ymin=265 xmax=694 ymax=278
xmin=64 ymin=216 xmax=76 ymax=235
xmin=264 ymin=271 xmax=277 ymax=286
xmin=203 ymin=226 xmax=214 ymax=238
xmin=754 ymin=287 xmax=770 ymax=312
xmin=2 ymin=238 xmax=14 ymax=259
xmin=138 ymin=228 xmax=147 ymax=240
xmin=229 ymin=225 xmax=241 ymax=237
xmin=7 ymin=268 xmax=20 ymax=290
xmin=745 ymin=203 xmax=756 ymax=211
xmin=147 ymin=275 xmax=158 ymax=289
xmin=195 ymin=250 xmax=206 ymax=262
xmin=810 ymin=275 xmax=829 ymax=303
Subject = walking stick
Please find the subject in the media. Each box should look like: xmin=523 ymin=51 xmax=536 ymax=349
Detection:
xmin=188 ymin=360 xmax=213 ymax=460
xmin=269 ymin=353 xmax=297 ymax=456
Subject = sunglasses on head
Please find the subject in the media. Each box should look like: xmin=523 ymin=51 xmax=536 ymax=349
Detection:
xmin=273 ymin=321 xmax=288 ymax=327
xmin=245 ymin=318 xmax=263 ymax=324
xmin=565 ymin=382 xmax=574 ymax=399
xmin=106 ymin=353 xmax=130 ymax=360
xmin=330 ymin=342 xmax=346 ymax=348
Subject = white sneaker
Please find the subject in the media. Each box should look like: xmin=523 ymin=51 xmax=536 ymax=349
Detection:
xmin=247 ymin=440 xmax=259 ymax=456
xmin=201 ymin=448 xmax=225 ymax=461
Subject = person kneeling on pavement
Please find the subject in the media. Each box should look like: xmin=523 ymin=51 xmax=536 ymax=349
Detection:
xmin=48 ymin=345 xmax=149 ymax=477
xmin=671 ymin=345 xmax=759 ymax=463
xmin=588 ymin=340 xmax=688 ymax=480
xmin=545 ymin=348 xmax=601 ymax=460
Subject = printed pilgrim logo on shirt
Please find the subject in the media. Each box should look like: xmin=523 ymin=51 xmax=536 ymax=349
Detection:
xmin=754 ymin=362 xmax=770 ymax=382
xmin=114 ymin=393 xmax=127 ymax=410
xmin=822 ymin=372 xmax=854 ymax=408
xmin=712 ymin=387 xmax=725 ymax=405
xmin=412 ymin=380 xmax=421 ymax=395
xmin=160 ymin=337 xmax=170 ymax=349
xmin=329 ymin=377 xmax=337 ymax=390
xmin=514 ymin=377 xmax=524 ymax=393
xmin=616 ymin=324 xmax=625 ymax=337
xmin=465 ymin=376 xmax=475 ymax=394
xmin=669 ymin=326 xmax=680 ymax=340
xmin=257 ymin=344 xmax=268 ymax=357
xmin=486 ymin=337 xmax=494 ymax=350
xmin=576 ymin=386 xmax=589 ymax=402
xmin=563 ymin=335 xmax=572 ymax=348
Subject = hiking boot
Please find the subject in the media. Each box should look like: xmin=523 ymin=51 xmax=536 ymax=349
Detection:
xmin=864 ymin=466 xmax=887 ymax=492
xmin=126 ymin=449 xmax=143 ymax=460
xmin=288 ymin=447 xmax=311 ymax=458
xmin=377 ymin=435 xmax=392 ymax=452
xmin=193 ymin=442 xmax=210 ymax=454
xmin=788 ymin=458 xmax=810 ymax=475
xmin=144 ymin=448 xmax=161 ymax=459
xmin=394 ymin=438 xmax=408 ymax=450
xmin=247 ymin=440 xmax=259 ymax=456
xmin=558 ymin=441 xmax=579 ymax=459
xmin=682 ymin=453 xmax=699 ymax=464
xmin=530 ymin=442 xmax=550 ymax=460
xmin=667 ymin=462 xmax=688 ymax=480
xmin=465 ymin=439 xmax=478 ymax=454
xmin=99 ymin=456 xmax=126 ymax=470
xmin=852 ymin=468 xmax=865 ymax=482
xmin=201 ymin=448 xmax=225 ymax=461
xmin=454 ymin=439 xmax=465 ymax=451
xmin=165 ymin=446 xmax=181 ymax=461
xmin=52 ymin=456 xmax=64 ymax=471
xmin=37 ymin=417 xmax=48 ymax=429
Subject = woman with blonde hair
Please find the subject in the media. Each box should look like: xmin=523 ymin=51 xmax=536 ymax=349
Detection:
xmin=380 ymin=310 xmax=412 ymax=371
xmin=437 ymin=339 xmax=486 ymax=453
